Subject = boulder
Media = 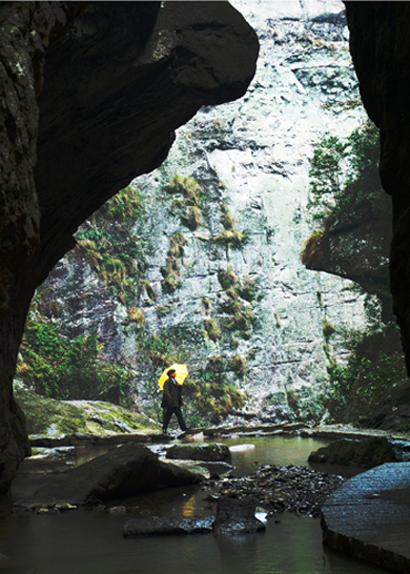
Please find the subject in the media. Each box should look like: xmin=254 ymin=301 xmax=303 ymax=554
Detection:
xmin=213 ymin=494 xmax=266 ymax=535
xmin=166 ymin=442 xmax=232 ymax=462
xmin=308 ymin=436 xmax=399 ymax=469
xmin=15 ymin=443 xmax=203 ymax=510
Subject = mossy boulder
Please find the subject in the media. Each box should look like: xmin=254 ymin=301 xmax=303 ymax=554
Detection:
xmin=14 ymin=383 xmax=159 ymax=437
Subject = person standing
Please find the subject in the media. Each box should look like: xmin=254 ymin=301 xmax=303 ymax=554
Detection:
xmin=161 ymin=368 xmax=187 ymax=433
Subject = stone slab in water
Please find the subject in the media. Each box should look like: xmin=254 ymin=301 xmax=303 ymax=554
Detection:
xmin=321 ymin=462 xmax=410 ymax=573
xmin=123 ymin=516 xmax=214 ymax=537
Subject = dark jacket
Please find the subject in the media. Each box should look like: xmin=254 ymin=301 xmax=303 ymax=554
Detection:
xmin=162 ymin=377 xmax=183 ymax=408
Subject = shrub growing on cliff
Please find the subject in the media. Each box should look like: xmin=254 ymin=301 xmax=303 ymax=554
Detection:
xmin=230 ymin=354 xmax=247 ymax=378
xmin=204 ymin=318 xmax=221 ymax=342
xmin=73 ymin=184 xmax=147 ymax=305
xmin=161 ymin=232 xmax=186 ymax=294
xmin=217 ymin=267 xmax=238 ymax=290
xmin=307 ymin=121 xmax=381 ymax=227
xmin=167 ymin=175 xmax=204 ymax=230
xmin=213 ymin=203 xmax=248 ymax=250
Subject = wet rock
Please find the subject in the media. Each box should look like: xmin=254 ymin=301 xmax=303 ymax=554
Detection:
xmin=166 ymin=443 xmax=232 ymax=463
xmin=321 ymin=462 xmax=410 ymax=573
xmin=14 ymin=443 xmax=203 ymax=510
xmin=229 ymin=443 xmax=255 ymax=453
xmin=213 ymin=494 xmax=266 ymax=535
xmin=123 ymin=516 xmax=214 ymax=537
xmin=308 ymin=436 xmax=399 ymax=469
xmin=159 ymin=458 xmax=210 ymax=481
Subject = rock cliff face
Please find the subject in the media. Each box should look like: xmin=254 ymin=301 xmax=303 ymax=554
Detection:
xmin=302 ymin=182 xmax=393 ymax=317
xmin=344 ymin=2 xmax=410 ymax=373
xmin=38 ymin=0 xmax=373 ymax=426
xmin=0 ymin=0 xmax=85 ymax=493
xmin=0 ymin=1 xmax=258 ymax=491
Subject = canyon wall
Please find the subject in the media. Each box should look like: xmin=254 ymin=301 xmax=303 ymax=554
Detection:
xmin=38 ymin=0 xmax=376 ymax=427
xmin=0 ymin=1 xmax=258 ymax=491
xmin=345 ymin=2 xmax=410 ymax=375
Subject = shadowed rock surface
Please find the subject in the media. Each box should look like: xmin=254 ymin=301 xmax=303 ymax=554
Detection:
xmin=308 ymin=436 xmax=400 ymax=469
xmin=0 ymin=1 xmax=258 ymax=491
xmin=345 ymin=2 xmax=410 ymax=375
xmin=14 ymin=442 xmax=204 ymax=510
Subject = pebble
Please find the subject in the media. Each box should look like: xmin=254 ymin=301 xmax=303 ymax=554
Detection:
xmin=211 ymin=464 xmax=345 ymax=518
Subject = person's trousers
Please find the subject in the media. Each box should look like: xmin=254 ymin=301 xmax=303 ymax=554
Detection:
xmin=163 ymin=406 xmax=186 ymax=431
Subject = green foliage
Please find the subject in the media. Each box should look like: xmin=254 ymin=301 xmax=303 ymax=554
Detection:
xmin=216 ymin=268 xmax=257 ymax=339
xmin=213 ymin=228 xmax=247 ymax=249
xmin=220 ymin=203 xmax=236 ymax=230
xmin=184 ymin=205 xmax=202 ymax=230
xmin=308 ymin=135 xmax=347 ymax=222
xmin=306 ymin=121 xmax=403 ymax=421
xmin=202 ymin=296 xmax=212 ymax=314
xmin=123 ymin=306 xmax=145 ymax=326
xmin=218 ymin=293 xmax=242 ymax=315
xmin=230 ymin=354 xmax=247 ymax=378
xmin=167 ymin=175 xmax=204 ymax=230
xmin=17 ymin=316 xmax=133 ymax=406
xmin=327 ymin=321 xmax=406 ymax=421
xmin=184 ymin=356 xmax=246 ymax=425
xmin=213 ymin=203 xmax=247 ymax=250
xmin=322 ymin=318 xmax=335 ymax=340
xmin=73 ymin=185 xmax=146 ymax=305
xmin=217 ymin=267 xmax=238 ymax=290
xmin=161 ymin=232 xmax=187 ymax=294
xmin=307 ymin=121 xmax=381 ymax=226
xmin=227 ymin=308 xmax=254 ymax=333
xmin=98 ymin=185 xmax=144 ymax=221
xmin=237 ymin=275 xmax=257 ymax=302
xmin=204 ymin=318 xmax=221 ymax=342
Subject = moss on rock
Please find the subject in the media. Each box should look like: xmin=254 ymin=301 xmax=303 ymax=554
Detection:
xmin=13 ymin=383 xmax=159 ymax=437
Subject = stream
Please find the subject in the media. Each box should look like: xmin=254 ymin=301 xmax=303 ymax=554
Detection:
xmin=0 ymin=435 xmax=391 ymax=574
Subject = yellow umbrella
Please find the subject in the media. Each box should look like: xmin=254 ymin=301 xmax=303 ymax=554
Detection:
xmin=158 ymin=364 xmax=189 ymax=389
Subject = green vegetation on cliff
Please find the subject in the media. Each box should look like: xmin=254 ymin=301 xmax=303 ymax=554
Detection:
xmin=136 ymin=331 xmax=246 ymax=426
xmin=306 ymin=121 xmax=382 ymax=228
xmin=303 ymin=121 xmax=407 ymax=422
xmin=73 ymin=185 xmax=146 ymax=305
xmin=16 ymin=186 xmax=145 ymax=406
xmin=17 ymin=301 xmax=134 ymax=406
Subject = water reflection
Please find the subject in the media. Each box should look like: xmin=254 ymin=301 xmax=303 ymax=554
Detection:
xmin=0 ymin=435 xmax=392 ymax=574
xmin=0 ymin=511 xmax=390 ymax=574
